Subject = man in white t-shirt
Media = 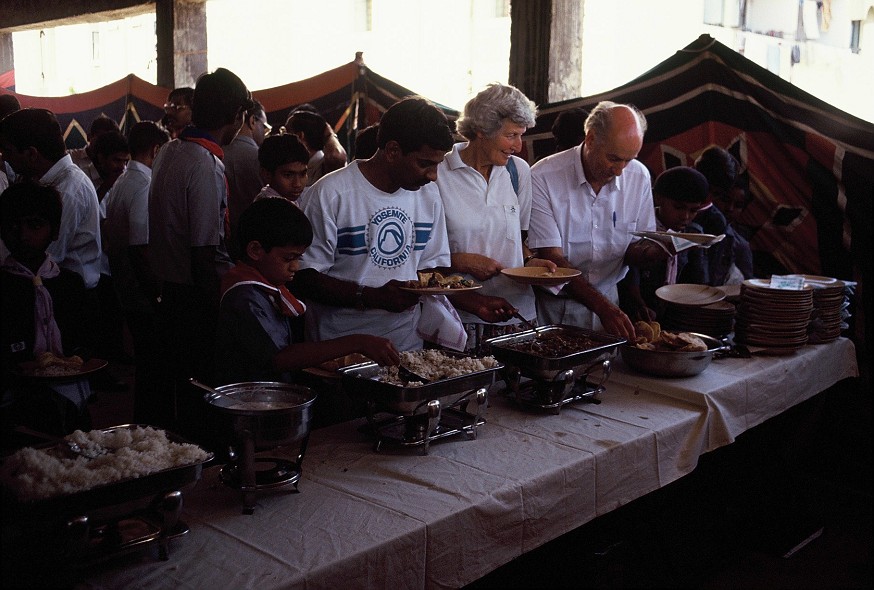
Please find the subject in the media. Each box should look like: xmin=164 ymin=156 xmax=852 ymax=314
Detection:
xmin=297 ymin=97 xmax=516 ymax=351
xmin=529 ymin=101 xmax=668 ymax=341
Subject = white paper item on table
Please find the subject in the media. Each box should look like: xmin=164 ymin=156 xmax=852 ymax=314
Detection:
xmin=416 ymin=294 xmax=468 ymax=351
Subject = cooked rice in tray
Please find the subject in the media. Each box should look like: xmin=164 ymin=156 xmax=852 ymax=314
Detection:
xmin=379 ymin=350 xmax=499 ymax=386
xmin=1 ymin=426 xmax=210 ymax=502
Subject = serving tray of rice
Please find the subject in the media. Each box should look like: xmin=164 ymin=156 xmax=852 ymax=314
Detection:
xmin=339 ymin=350 xmax=503 ymax=414
xmin=0 ymin=425 xmax=212 ymax=514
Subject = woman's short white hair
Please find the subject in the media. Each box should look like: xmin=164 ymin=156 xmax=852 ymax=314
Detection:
xmin=455 ymin=83 xmax=537 ymax=140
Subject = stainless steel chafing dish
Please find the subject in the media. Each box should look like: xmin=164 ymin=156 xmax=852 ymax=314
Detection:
xmin=339 ymin=351 xmax=503 ymax=453
xmin=1 ymin=425 xmax=212 ymax=578
xmin=485 ymin=325 xmax=626 ymax=412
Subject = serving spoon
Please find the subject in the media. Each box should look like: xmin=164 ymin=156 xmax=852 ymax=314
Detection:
xmin=189 ymin=378 xmax=236 ymax=402
xmin=14 ymin=426 xmax=108 ymax=460
xmin=513 ymin=311 xmax=542 ymax=337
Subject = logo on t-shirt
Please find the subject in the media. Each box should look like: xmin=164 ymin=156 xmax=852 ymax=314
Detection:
xmin=369 ymin=206 xmax=414 ymax=268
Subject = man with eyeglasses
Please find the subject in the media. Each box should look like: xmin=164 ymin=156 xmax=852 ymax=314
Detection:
xmin=224 ymin=99 xmax=272 ymax=255
xmin=162 ymin=87 xmax=193 ymax=139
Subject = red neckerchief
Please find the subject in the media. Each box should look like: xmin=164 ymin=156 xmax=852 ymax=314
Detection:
xmin=179 ymin=127 xmax=224 ymax=159
xmin=220 ymin=262 xmax=306 ymax=317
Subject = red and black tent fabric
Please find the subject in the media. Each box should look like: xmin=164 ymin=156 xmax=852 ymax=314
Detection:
xmin=0 ymin=55 xmax=458 ymax=156
xmin=526 ymin=35 xmax=872 ymax=348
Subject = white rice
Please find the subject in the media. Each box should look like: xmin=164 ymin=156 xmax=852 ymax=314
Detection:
xmin=1 ymin=426 xmax=210 ymax=502
xmin=379 ymin=350 xmax=499 ymax=386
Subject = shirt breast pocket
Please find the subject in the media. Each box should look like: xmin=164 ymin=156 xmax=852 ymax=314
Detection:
xmin=503 ymin=204 xmax=521 ymax=241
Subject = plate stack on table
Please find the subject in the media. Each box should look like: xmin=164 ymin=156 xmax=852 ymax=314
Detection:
xmin=798 ymin=276 xmax=849 ymax=344
xmin=661 ymin=299 xmax=736 ymax=338
xmin=655 ymin=284 xmax=735 ymax=338
xmin=734 ymin=279 xmax=814 ymax=352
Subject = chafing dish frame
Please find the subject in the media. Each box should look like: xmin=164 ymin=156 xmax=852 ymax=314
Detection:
xmin=1 ymin=425 xmax=212 ymax=573
xmin=485 ymin=326 xmax=625 ymax=413
xmin=339 ymin=352 xmax=502 ymax=454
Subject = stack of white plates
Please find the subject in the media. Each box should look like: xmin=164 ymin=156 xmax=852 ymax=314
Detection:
xmin=661 ymin=299 xmax=736 ymax=337
xmin=735 ymin=279 xmax=813 ymax=351
xmin=798 ymin=276 xmax=847 ymax=344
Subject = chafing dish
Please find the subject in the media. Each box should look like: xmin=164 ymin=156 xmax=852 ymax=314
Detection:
xmin=206 ymin=382 xmax=316 ymax=514
xmin=485 ymin=325 xmax=626 ymax=413
xmin=339 ymin=352 xmax=503 ymax=453
xmin=1 ymin=425 xmax=212 ymax=579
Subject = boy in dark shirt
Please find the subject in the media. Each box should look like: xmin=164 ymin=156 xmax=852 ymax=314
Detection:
xmin=1 ymin=183 xmax=92 ymax=438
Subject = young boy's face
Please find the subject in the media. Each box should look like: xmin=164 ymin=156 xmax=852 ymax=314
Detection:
xmin=250 ymin=243 xmax=307 ymax=286
xmin=656 ymin=197 xmax=704 ymax=231
xmin=266 ymin=161 xmax=308 ymax=201
xmin=2 ymin=214 xmax=54 ymax=262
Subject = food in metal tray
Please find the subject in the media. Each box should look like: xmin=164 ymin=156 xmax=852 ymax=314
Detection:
xmin=378 ymin=350 xmax=499 ymax=386
xmin=632 ymin=320 xmax=708 ymax=352
xmin=500 ymin=331 xmax=600 ymax=357
xmin=1 ymin=426 xmax=210 ymax=502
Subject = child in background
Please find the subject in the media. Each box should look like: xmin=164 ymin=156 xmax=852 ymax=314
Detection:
xmin=215 ymin=197 xmax=400 ymax=387
xmin=619 ymin=166 xmax=709 ymax=322
xmin=253 ymin=134 xmax=311 ymax=206
xmin=1 ymin=183 xmax=92 ymax=438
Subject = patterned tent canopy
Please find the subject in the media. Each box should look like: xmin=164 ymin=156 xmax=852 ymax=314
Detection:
xmin=525 ymin=35 xmax=872 ymax=348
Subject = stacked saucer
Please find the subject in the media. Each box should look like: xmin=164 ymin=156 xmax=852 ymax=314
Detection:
xmin=803 ymin=277 xmax=848 ymax=344
xmin=735 ymin=279 xmax=813 ymax=351
xmin=661 ymin=299 xmax=736 ymax=338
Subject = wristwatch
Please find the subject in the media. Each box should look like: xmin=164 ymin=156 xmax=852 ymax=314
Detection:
xmin=354 ymin=284 xmax=367 ymax=310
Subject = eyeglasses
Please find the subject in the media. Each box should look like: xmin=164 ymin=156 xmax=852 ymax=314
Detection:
xmin=164 ymin=103 xmax=190 ymax=112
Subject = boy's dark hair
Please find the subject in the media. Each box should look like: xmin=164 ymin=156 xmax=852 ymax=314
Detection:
xmin=258 ymin=134 xmax=309 ymax=173
xmin=695 ymin=147 xmax=739 ymax=193
xmin=0 ymin=182 xmax=64 ymax=241
xmin=0 ymin=108 xmax=67 ymax=163
xmin=92 ymin=130 xmax=129 ymax=159
xmin=0 ymin=93 xmax=22 ymax=120
xmin=354 ymin=123 xmax=379 ymax=159
xmin=168 ymin=86 xmax=194 ymax=105
xmin=191 ymin=68 xmax=254 ymax=130
xmin=87 ymin=115 xmax=119 ymax=140
xmin=237 ymin=197 xmax=313 ymax=254
xmin=285 ymin=110 xmax=327 ymax=152
xmin=653 ymin=166 xmax=709 ymax=203
xmin=551 ymin=107 xmax=586 ymax=151
xmin=377 ymin=97 xmax=454 ymax=154
xmin=127 ymin=121 xmax=170 ymax=156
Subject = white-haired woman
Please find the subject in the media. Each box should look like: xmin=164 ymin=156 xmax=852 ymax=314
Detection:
xmin=436 ymin=83 xmax=555 ymax=353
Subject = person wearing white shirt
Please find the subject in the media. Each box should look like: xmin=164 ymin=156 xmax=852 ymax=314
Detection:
xmin=528 ymin=101 xmax=668 ymax=341
xmin=435 ymin=83 xmax=555 ymax=353
xmin=296 ymin=97 xmax=516 ymax=352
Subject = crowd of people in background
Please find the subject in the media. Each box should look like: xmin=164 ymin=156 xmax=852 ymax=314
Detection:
xmin=0 ymin=67 xmax=760 ymax=451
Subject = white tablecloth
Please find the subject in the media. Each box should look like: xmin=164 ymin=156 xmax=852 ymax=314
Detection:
xmin=82 ymin=338 xmax=858 ymax=589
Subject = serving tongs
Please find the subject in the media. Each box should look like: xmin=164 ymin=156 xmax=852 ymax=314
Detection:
xmin=397 ymin=364 xmax=431 ymax=384
xmin=513 ymin=311 xmax=542 ymax=337
xmin=14 ymin=425 xmax=108 ymax=460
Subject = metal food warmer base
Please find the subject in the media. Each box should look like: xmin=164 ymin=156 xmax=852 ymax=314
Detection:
xmin=340 ymin=353 xmax=502 ymax=455
xmin=220 ymin=437 xmax=309 ymax=515
xmin=499 ymin=362 xmax=611 ymax=414
xmin=485 ymin=326 xmax=625 ymax=415
xmin=358 ymin=388 xmax=488 ymax=454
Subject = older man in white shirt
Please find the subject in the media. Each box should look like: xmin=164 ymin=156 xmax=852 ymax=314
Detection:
xmin=528 ymin=101 xmax=668 ymax=341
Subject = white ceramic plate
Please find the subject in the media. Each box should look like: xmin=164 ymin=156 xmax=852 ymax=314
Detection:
xmin=501 ymin=267 xmax=581 ymax=286
xmin=655 ymin=284 xmax=726 ymax=306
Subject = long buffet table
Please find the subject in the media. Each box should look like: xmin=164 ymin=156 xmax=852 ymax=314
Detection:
xmin=82 ymin=338 xmax=858 ymax=589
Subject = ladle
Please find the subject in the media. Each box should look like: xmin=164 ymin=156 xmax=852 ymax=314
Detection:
xmin=190 ymin=377 xmax=234 ymax=401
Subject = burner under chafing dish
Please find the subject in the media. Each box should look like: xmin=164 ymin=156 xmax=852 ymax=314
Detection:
xmin=220 ymin=457 xmax=301 ymax=490
xmin=499 ymin=359 xmax=612 ymax=414
xmin=359 ymin=388 xmax=488 ymax=454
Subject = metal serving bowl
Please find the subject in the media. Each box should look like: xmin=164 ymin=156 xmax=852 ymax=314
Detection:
xmin=619 ymin=333 xmax=728 ymax=377
xmin=205 ymin=382 xmax=317 ymax=450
